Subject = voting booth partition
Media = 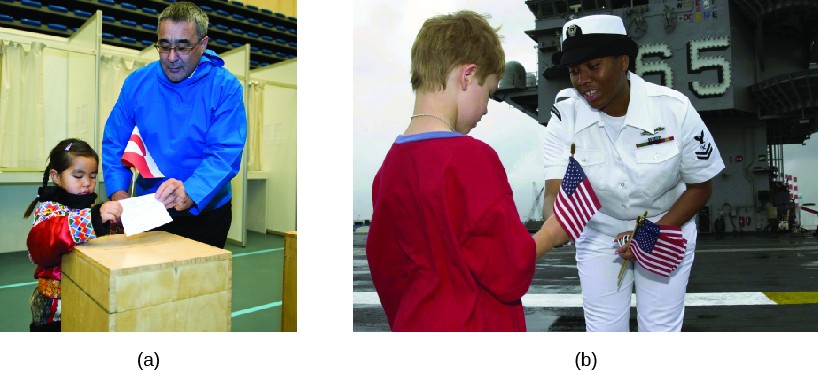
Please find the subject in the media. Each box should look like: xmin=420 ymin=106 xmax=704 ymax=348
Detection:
xmin=219 ymin=40 xmax=298 ymax=244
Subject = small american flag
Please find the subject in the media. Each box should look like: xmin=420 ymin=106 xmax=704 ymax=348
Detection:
xmin=630 ymin=219 xmax=687 ymax=277
xmin=553 ymin=156 xmax=601 ymax=240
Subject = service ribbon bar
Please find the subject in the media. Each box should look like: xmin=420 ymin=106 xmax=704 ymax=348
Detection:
xmin=636 ymin=135 xmax=675 ymax=148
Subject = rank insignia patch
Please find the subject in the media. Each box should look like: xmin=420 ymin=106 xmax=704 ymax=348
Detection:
xmin=693 ymin=130 xmax=713 ymax=160
xmin=696 ymin=143 xmax=713 ymax=160
xmin=694 ymin=130 xmax=705 ymax=144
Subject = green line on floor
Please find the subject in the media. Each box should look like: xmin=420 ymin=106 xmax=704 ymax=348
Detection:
xmin=0 ymin=282 xmax=36 ymax=290
xmin=232 ymin=301 xmax=282 ymax=317
xmin=764 ymin=291 xmax=818 ymax=305
xmin=231 ymin=248 xmax=283 ymax=258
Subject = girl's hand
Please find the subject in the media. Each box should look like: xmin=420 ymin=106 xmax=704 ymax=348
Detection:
xmin=613 ymin=231 xmax=635 ymax=261
xmin=100 ymin=201 xmax=123 ymax=223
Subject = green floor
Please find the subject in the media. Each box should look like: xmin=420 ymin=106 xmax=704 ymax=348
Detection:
xmin=0 ymin=231 xmax=284 ymax=332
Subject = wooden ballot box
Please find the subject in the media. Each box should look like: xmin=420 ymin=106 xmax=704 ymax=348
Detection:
xmin=61 ymin=231 xmax=232 ymax=331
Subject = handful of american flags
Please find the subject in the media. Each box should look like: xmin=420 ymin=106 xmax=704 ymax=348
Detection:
xmin=553 ymin=144 xmax=687 ymax=285
xmin=616 ymin=213 xmax=688 ymax=286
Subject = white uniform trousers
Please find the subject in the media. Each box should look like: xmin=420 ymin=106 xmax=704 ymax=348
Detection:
xmin=575 ymin=220 xmax=697 ymax=332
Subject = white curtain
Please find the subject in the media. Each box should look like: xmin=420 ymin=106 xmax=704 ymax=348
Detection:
xmin=0 ymin=40 xmax=45 ymax=169
xmin=247 ymin=81 xmax=264 ymax=171
xmin=98 ymin=54 xmax=146 ymax=151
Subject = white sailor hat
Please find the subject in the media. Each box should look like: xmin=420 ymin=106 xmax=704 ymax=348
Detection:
xmin=555 ymin=14 xmax=637 ymax=70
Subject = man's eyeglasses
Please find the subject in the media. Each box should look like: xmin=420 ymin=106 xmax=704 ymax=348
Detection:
xmin=154 ymin=37 xmax=205 ymax=56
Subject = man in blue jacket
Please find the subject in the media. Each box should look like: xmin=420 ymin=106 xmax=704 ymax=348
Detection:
xmin=102 ymin=2 xmax=247 ymax=248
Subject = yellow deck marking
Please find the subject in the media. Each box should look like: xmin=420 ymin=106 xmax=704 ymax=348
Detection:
xmin=764 ymin=292 xmax=818 ymax=305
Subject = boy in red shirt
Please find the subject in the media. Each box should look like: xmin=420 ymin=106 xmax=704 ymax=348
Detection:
xmin=366 ymin=10 xmax=568 ymax=331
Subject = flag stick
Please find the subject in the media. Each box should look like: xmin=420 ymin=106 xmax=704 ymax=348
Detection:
xmin=617 ymin=211 xmax=648 ymax=287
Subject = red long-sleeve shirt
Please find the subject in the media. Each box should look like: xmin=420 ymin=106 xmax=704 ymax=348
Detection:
xmin=28 ymin=201 xmax=100 ymax=281
xmin=366 ymin=133 xmax=535 ymax=331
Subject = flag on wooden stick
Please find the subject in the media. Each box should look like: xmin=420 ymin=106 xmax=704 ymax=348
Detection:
xmin=121 ymin=127 xmax=165 ymax=178
xmin=553 ymin=152 xmax=601 ymax=240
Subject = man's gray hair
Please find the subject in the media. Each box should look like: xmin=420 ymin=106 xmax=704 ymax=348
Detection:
xmin=158 ymin=1 xmax=209 ymax=38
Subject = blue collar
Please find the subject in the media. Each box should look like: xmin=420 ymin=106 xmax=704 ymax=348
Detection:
xmin=395 ymin=131 xmax=463 ymax=144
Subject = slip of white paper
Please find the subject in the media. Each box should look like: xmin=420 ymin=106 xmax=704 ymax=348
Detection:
xmin=118 ymin=193 xmax=173 ymax=236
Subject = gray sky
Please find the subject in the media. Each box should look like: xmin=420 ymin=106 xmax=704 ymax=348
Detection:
xmin=353 ymin=0 xmax=818 ymax=228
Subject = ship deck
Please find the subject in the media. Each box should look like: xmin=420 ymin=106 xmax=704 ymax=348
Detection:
xmin=353 ymin=229 xmax=817 ymax=331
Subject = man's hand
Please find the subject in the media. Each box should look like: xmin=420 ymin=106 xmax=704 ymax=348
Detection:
xmin=174 ymin=193 xmax=194 ymax=211
xmin=110 ymin=190 xmax=130 ymax=201
xmin=155 ymin=178 xmax=194 ymax=211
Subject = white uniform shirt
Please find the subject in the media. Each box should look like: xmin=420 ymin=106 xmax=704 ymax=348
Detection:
xmin=543 ymin=72 xmax=725 ymax=238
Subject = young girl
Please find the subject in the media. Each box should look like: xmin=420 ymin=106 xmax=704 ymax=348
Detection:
xmin=23 ymin=139 xmax=123 ymax=332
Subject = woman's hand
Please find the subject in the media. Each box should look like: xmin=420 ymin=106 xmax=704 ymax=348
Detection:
xmin=613 ymin=231 xmax=635 ymax=261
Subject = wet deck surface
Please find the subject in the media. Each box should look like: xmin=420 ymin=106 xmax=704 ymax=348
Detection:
xmin=353 ymin=229 xmax=817 ymax=331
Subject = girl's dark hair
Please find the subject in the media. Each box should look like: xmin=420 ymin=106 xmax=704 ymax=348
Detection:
xmin=23 ymin=139 xmax=99 ymax=218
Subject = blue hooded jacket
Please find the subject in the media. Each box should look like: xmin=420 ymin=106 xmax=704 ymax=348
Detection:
xmin=102 ymin=49 xmax=247 ymax=215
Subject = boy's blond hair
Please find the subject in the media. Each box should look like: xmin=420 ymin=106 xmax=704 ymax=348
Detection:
xmin=411 ymin=10 xmax=505 ymax=93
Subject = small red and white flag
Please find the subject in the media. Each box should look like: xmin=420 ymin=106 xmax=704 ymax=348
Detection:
xmin=121 ymin=127 xmax=164 ymax=178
